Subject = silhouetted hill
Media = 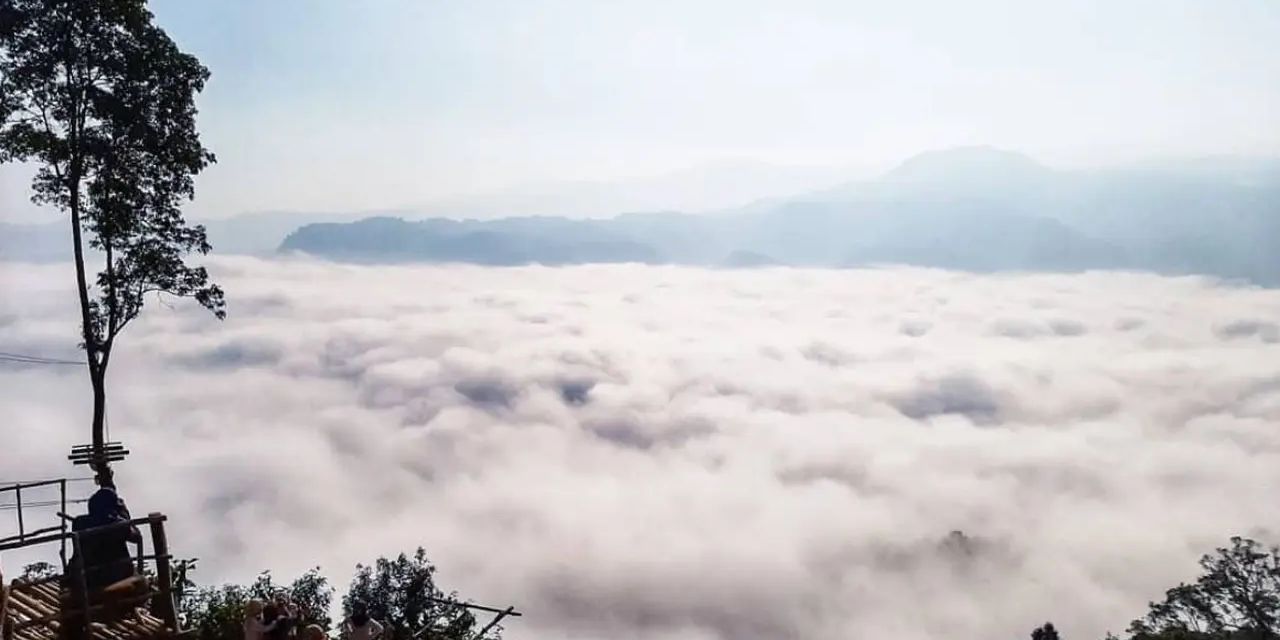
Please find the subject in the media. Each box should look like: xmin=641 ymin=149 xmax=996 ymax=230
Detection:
xmin=281 ymin=216 xmax=662 ymax=265
xmin=722 ymin=250 xmax=783 ymax=268
xmin=277 ymin=149 xmax=1280 ymax=282
xmin=9 ymin=147 xmax=1277 ymax=283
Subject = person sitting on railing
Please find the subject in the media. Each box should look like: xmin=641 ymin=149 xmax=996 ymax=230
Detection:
xmin=68 ymin=485 xmax=142 ymax=591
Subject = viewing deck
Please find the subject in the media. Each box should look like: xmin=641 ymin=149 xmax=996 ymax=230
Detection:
xmin=1 ymin=481 xmax=183 ymax=640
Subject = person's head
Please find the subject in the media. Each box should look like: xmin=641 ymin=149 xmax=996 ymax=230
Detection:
xmin=303 ymin=625 xmax=325 ymax=640
xmin=262 ymin=604 xmax=280 ymax=623
xmin=349 ymin=608 xmax=369 ymax=627
xmin=86 ymin=487 xmax=119 ymax=520
xmin=246 ymin=600 xmax=265 ymax=618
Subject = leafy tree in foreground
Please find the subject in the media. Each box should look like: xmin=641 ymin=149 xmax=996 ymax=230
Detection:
xmin=177 ymin=550 xmax=493 ymax=640
xmin=0 ymin=0 xmax=222 ymax=487
xmin=344 ymin=548 xmax=482 ymax=640
xmin=16 ymin=562 xmax=57 ymax=582
xmin=181 ymin=569 xmax=333 ymax=640
xmin=1126 ymin=537 xmax=1279 ymax=640
xmin=1094 ymin=537 xmax=1280 ymax=640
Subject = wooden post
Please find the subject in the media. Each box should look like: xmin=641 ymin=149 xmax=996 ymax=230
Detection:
xmin=59 ymin=480 xmax=68 ymax=571
xmin=2 ymin=561 xmax=10 ymax=640
xmin=69 ymin=532 xmax=91 ymax=640
xmin=13 ymin=485 xmax=22 ymax=542
xmin=147 ymin=514 xmax=179 ymax=632
xmin=474 ymin=607 xmax=515 ymax=639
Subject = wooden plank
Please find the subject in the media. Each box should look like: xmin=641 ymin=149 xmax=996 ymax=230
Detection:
xmin=5 ymin=595 xmax=41 ymax=621
xmin=8 ymin=599 xmax=64 ymax=626
xmin=69 ymin=445 xmax=125 ymax=455
xmin=146 ymin=515 xmax=178 ymax=633
xmin=69 ymin=456 xmax=128 ymax=466
xmin=0 ymin=479 xmax=68 ymax=492
xmin=0 ymin=526 xmax=65 ymax=547
xmin=25 ymin=581 xmax=60 ymax=600
xmin=474 ymin=606 xmax=515 ymax=639
xmin=0 ymin=532 xmax=69 ymax=552
xmin=69 ymin=534 xmax=91 ymax=640
xmin=61 ymin=480 xmax=69 ymax=571
xmin=423 ymin=597 xmax=523 ymax=617
xmin=114 ymin=617 xmax=147 ymax=637
xmin=14 ymin=628 xmax=47 ymax=640
xmin=15 ymin=485 xmax=24 ymax=540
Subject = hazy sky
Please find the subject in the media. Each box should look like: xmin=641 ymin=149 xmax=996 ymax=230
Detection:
xmin=2 ymin=0 xmax=1278 ymax=221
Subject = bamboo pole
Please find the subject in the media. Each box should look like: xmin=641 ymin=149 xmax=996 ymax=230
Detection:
xmin=147 ymin=514 xmax=178 ymax=632
xmin=474 ymin=607 xmax=515 ymax=639
xmin=14 ymin=486 xmax=23 ymax=542
xmin=69 ymin=533 xmax=91 ymax=640
xmin=60 ymin=480 xmax=68 ymax=571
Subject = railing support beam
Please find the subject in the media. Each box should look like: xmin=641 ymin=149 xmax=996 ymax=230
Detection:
xmin=148 ymin=513 xmax=179 ymax=632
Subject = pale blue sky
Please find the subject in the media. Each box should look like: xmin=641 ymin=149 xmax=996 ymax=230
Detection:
xmin=3 ymin=0 xmax=1278 ymax=221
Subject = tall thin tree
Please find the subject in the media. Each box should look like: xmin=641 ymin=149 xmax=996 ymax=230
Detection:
xmin=1 ymin=0 xmax=224 ymax=487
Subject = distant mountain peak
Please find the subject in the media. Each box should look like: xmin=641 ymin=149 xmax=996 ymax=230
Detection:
xmin=884 ymin=146 xmax=1052 ymax=184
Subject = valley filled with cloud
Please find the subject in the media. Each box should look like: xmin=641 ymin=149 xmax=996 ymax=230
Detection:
xmin=2 ymin=258 xmax=1279 ymax=640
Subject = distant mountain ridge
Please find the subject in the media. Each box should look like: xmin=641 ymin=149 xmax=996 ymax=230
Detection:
xmin=278 ymin=147 xmax=1280 ymax=284
xmin=7 ymin=147 xmax=1278 ymax=284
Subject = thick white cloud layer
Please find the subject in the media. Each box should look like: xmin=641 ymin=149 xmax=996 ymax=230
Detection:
xmin=2 ymin=258 xmax=1280 ymax=639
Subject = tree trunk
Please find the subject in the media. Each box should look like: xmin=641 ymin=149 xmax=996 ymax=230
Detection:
xmin=89 ymin=369 xmax=113 ymax=488
xmin=67 ymin=155 xmax=113 ymax=488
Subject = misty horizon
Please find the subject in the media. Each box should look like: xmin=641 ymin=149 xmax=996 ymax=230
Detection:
xmin=4 ymin=144 xmax=1279 ymax=224
xmin=3 ymin=2 xmax=1279 ymax=640
xmin=3 ymin=0 xmax=1279 ymax=221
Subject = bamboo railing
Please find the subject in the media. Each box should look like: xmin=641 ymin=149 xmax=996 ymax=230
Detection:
xmin=0 ymin=512 xmax=181 ymax=640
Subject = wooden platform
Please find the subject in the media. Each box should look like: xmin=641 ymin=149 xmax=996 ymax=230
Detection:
xmin=3 ymin=578 xmax=171 ymax=640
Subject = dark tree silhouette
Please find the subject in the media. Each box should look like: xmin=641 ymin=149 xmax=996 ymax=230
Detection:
xmin=0 ymin=0 xmax=222 ymax=486
xmin=1032 ymin=622 xmax=1061 ymax=640
xmin=176 ymin=553 xmax=493 ymax=640
xmin=343 ymin=548 xmax=486 ymax=640
xmin=1130 ymin=537 xmax=1279 ymax=640
xmin=15 ymin=562 xmax=58 ymax=583
xmin=180 ymin=569 xmax=333 ymax=640
xmin=1098 ymin=537 xmax=1280 ymax=640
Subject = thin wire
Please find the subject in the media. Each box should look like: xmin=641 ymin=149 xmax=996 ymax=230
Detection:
xmin=0 ymin=359 xmax=82 ymax=366
xmin=0 ymin=478 xmax=95 ymax=485
xmin=0 ymin=498 xmax=90 ymax=510
xmin=0 ymin=350 xmax=82 ymax=363
xmin=0 ymin=351 xmax=84 ymax=366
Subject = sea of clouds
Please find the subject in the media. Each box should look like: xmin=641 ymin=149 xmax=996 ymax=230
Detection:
xmin=2 ymin=257 xmax=1280 ymax=640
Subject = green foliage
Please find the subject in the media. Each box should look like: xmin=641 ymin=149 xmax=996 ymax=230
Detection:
xmin=1032 ymin=622 xmax=1061 ymax=640
xmin=1 ymin=0 xmax=222 ymax=475
xmin=177 ymin=551 xmax=494 ymax=640
xmin=343 ymin=548 xmax=484 ymax=640
xmin=0 ymin=0 xmax=223 ymax=342
xmin=181 ymin=582 xmax=252 ymax=640
xmin=259 ymin=569 xmax=335 ymax=631
xmin=180 ymin=570 xmax=333 ymax=640
xmin=1101 ymin=537 xmax=1280 ymax=640
xmin=18 ymin=562 xmax=57 ymax=582
xmin=1130 ymin=538 xmax=1279 ymax=640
